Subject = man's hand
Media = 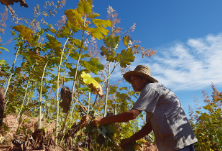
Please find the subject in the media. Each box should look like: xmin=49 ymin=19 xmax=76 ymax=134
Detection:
xmin=90 ymin=116 xmax=104 ymax=127
xmin=120 ymin=138 xmax=133 ymax=149
xmin=120 ymin=122 xmax=152 ymax=149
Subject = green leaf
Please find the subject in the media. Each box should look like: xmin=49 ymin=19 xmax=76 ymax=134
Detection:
xmin=109 ymin=86 xmax=118 ymax=95
xmin=56 ymin=26 xmax=71 ymax=38
xmin=50 ymin=56 xmax=60 ymax=64
xmin=65 ymin=9 xmax=83 ymax=28
xmin=66 ymin=44 xmax=73 ymax=49
xmin=216 ymin=108 xmax=221 ymax=114
xmin=65 ymin=21 xmax=79 ymax=32
xmin=50 ymin=28 xmax=57 ymax=33
xmin=39 ymin=29 xmax=44 ymax=35
xmin=100 ymin=46 xmax=116 ymax=62
xmin=211 ymin=103 xmax=217 ymax=108
xmin=23 ymin=118 xmax=30 ymax=123
xmin=196 ymin=111 xmax=201 ymax=114
xmin=46 ymin=34 xmax=62 ymax=52
xmin=119 ymin=87 xmax=127 ymax=91
xmin=116 ymin=92 xmax=128 ymax=100
xmin=81 ymin=58 xmax=104 ymax=74
xmin=94 ymin=77 xmax=103 ymax=83
xmin=203 ymin=105 xmax=212 ymax=111
xmin=92 ymin=19 xmax=111 ymax=28
xmin=11 ymin=30 xmax=16 ymax=36
xmin=116 ymin=48 xmax=135 ymax=67
xmin=27 ymin=51 xmax=44 ymax=62
xmin=41 ymin=86 xmax=48 ymax=94
xmin=105 ymin=125 xmax=117 ymax=134
xmin=84 ymin=54 xmax=90 ymax=57
xmin=78 ymin=87 xmax=91 ymax=92
xmin=86 ymin=27 xmax=109 ymax=40
xmin=0 ymin=47 xmax=9 ymax=52
xmin=123 ymin=36 xmax=132 ymax=48
xmin=68 ymin=68 xmax=81 ymax=78
xmin=15 ymin=67 xmax=21 ymax=74
xmin=0 ymin=60 xmax=7 ymax=65
xmin=69 ymin=38 xmax=83 ymax=48
xmin=70 ymin=50 xmax=79 ymax=60
xmin=77 ymin=0 xmax=92 ymax=14
xmin=87 ymin=13 xmax=100 ymax=18
xmin=103 ymin=35 xmax=120 ymax=49
xmin=13 ymin=25 xmax=34 ymax=46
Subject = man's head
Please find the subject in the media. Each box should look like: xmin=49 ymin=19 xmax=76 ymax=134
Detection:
xmin=130 ymin=75 xmax=150 ymax=92
xmin=123 ymin=65 xmax=158 ymax=92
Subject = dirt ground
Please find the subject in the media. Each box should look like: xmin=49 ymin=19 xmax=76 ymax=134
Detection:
xmin=0 ymin=114 xmax=57 ymax=150
xmin=2 ymin=114 xmax=56 ymax=141
xmin=0 ymin=114 xmax=158 ymax=151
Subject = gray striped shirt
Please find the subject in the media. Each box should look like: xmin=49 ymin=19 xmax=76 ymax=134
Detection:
xmin=133 ymin=83 xmax=197 ymax=151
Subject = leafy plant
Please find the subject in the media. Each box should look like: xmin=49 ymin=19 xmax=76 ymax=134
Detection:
xmin=189 ymin=84 xmax=222 ymax=150
xmin=0 ymin=0 xmax=157 ymax=150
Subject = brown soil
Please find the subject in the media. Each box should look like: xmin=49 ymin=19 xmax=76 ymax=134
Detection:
xmin=0 ymin=114 xmax=158 ymax=151
xmin=1 ymin=114 xmax=56 ymax=151
xmin=3 ymin=113 xmax=55 ymax=140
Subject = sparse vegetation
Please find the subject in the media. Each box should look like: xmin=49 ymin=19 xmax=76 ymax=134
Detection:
xmin=0 ymin=0 xmax=157 ymax=150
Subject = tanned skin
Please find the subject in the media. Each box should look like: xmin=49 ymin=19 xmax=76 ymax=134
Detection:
xmin=91 ymin=75 xmax=152 ymax=149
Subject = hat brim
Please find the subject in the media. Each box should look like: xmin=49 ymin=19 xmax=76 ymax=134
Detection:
xmin=123 ymin=71 xmax=158 ymax=83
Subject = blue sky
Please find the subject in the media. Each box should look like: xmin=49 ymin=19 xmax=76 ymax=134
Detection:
xmin=1 ymin=0 xmax=222 ymax=118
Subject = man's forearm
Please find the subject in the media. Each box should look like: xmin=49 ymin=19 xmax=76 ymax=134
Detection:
xmin=100 ymin=109 xmax=141 ymax=125
xmin=129 ymin=122 xmax=152 ymax=142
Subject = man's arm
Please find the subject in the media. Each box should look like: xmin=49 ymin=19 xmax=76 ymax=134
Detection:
xmin=91 ymin=109 xmax=141 ymax=126
xmin=130 ymin=122 xmax=152 ymax=141
xmin=120 ymin=122 xmax=152 ymax=147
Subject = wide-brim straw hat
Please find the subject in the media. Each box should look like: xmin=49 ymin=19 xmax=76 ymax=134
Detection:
xmin=123 ymin=65 xmax=158 ymax=83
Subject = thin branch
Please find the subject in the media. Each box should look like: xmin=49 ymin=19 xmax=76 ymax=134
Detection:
xmin=55 ymin=32 xmax=71 ymax=145
xmin=4 ymin=46 xmax=20 ymax=106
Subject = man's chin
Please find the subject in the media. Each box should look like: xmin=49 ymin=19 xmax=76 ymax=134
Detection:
xmin=133 ymin=88 xmax=142 ymax=92
xmin=133 ymin=88 xmax=139 ymax=92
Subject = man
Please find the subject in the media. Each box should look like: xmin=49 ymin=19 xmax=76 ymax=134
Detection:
xmin=91 ymin=65 xmax=197 ymax=151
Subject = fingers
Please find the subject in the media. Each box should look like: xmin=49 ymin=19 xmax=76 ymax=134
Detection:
xmin=120 ymin=138 xmax=132 ymax=149
xmin=90 ymin=116 xmax=103 ymax=126
xmin=90 ymin=120 xmax=98 ymax=126
xmin=120 ymin=139 xmax=127 ymax=147
xmin=90 ymin=116 xmax=107 ymax=127
xmin=120 ymin=144 xmax=128 ymax=150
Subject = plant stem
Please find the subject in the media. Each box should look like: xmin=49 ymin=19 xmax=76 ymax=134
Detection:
xmin=38 ymin=60 xmax=49 ymax=128
xmin=87 ymin=91 xmax=91 ymax=113
xmin=55 ymin=35 xmax=70 ymax=145
xmin=60 ymin=14 xmax=89 ymax=141
xmin=101 ymin=62 xmax=117 ymax=88
xmin=114 ymin=94 xmax=117 ymax=115
xmin=1 ymin=65 xmax=33 ymax=143
xmin=5 ymin=47 xmax=20 ymax=106
xmin=17 ymin=80 xmax=30 ymax=133
xmin=104 ymin=62 xmax=110 ymax=117
xmin=93 ymin=62 xmax=118 ymax=106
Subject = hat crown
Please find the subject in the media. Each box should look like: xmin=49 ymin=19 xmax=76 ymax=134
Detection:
xmin=134 ymin=65 xmax=151 ymax=76
xmin=123 ymin=65 xmax=158 ymax=83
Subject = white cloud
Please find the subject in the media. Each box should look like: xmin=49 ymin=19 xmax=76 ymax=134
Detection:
xmin=127 ymin=33 xmax=222 ymax=91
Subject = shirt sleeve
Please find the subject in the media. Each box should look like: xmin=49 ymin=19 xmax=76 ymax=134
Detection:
xmin=132 ymin=84 xmax=160 ymax=113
